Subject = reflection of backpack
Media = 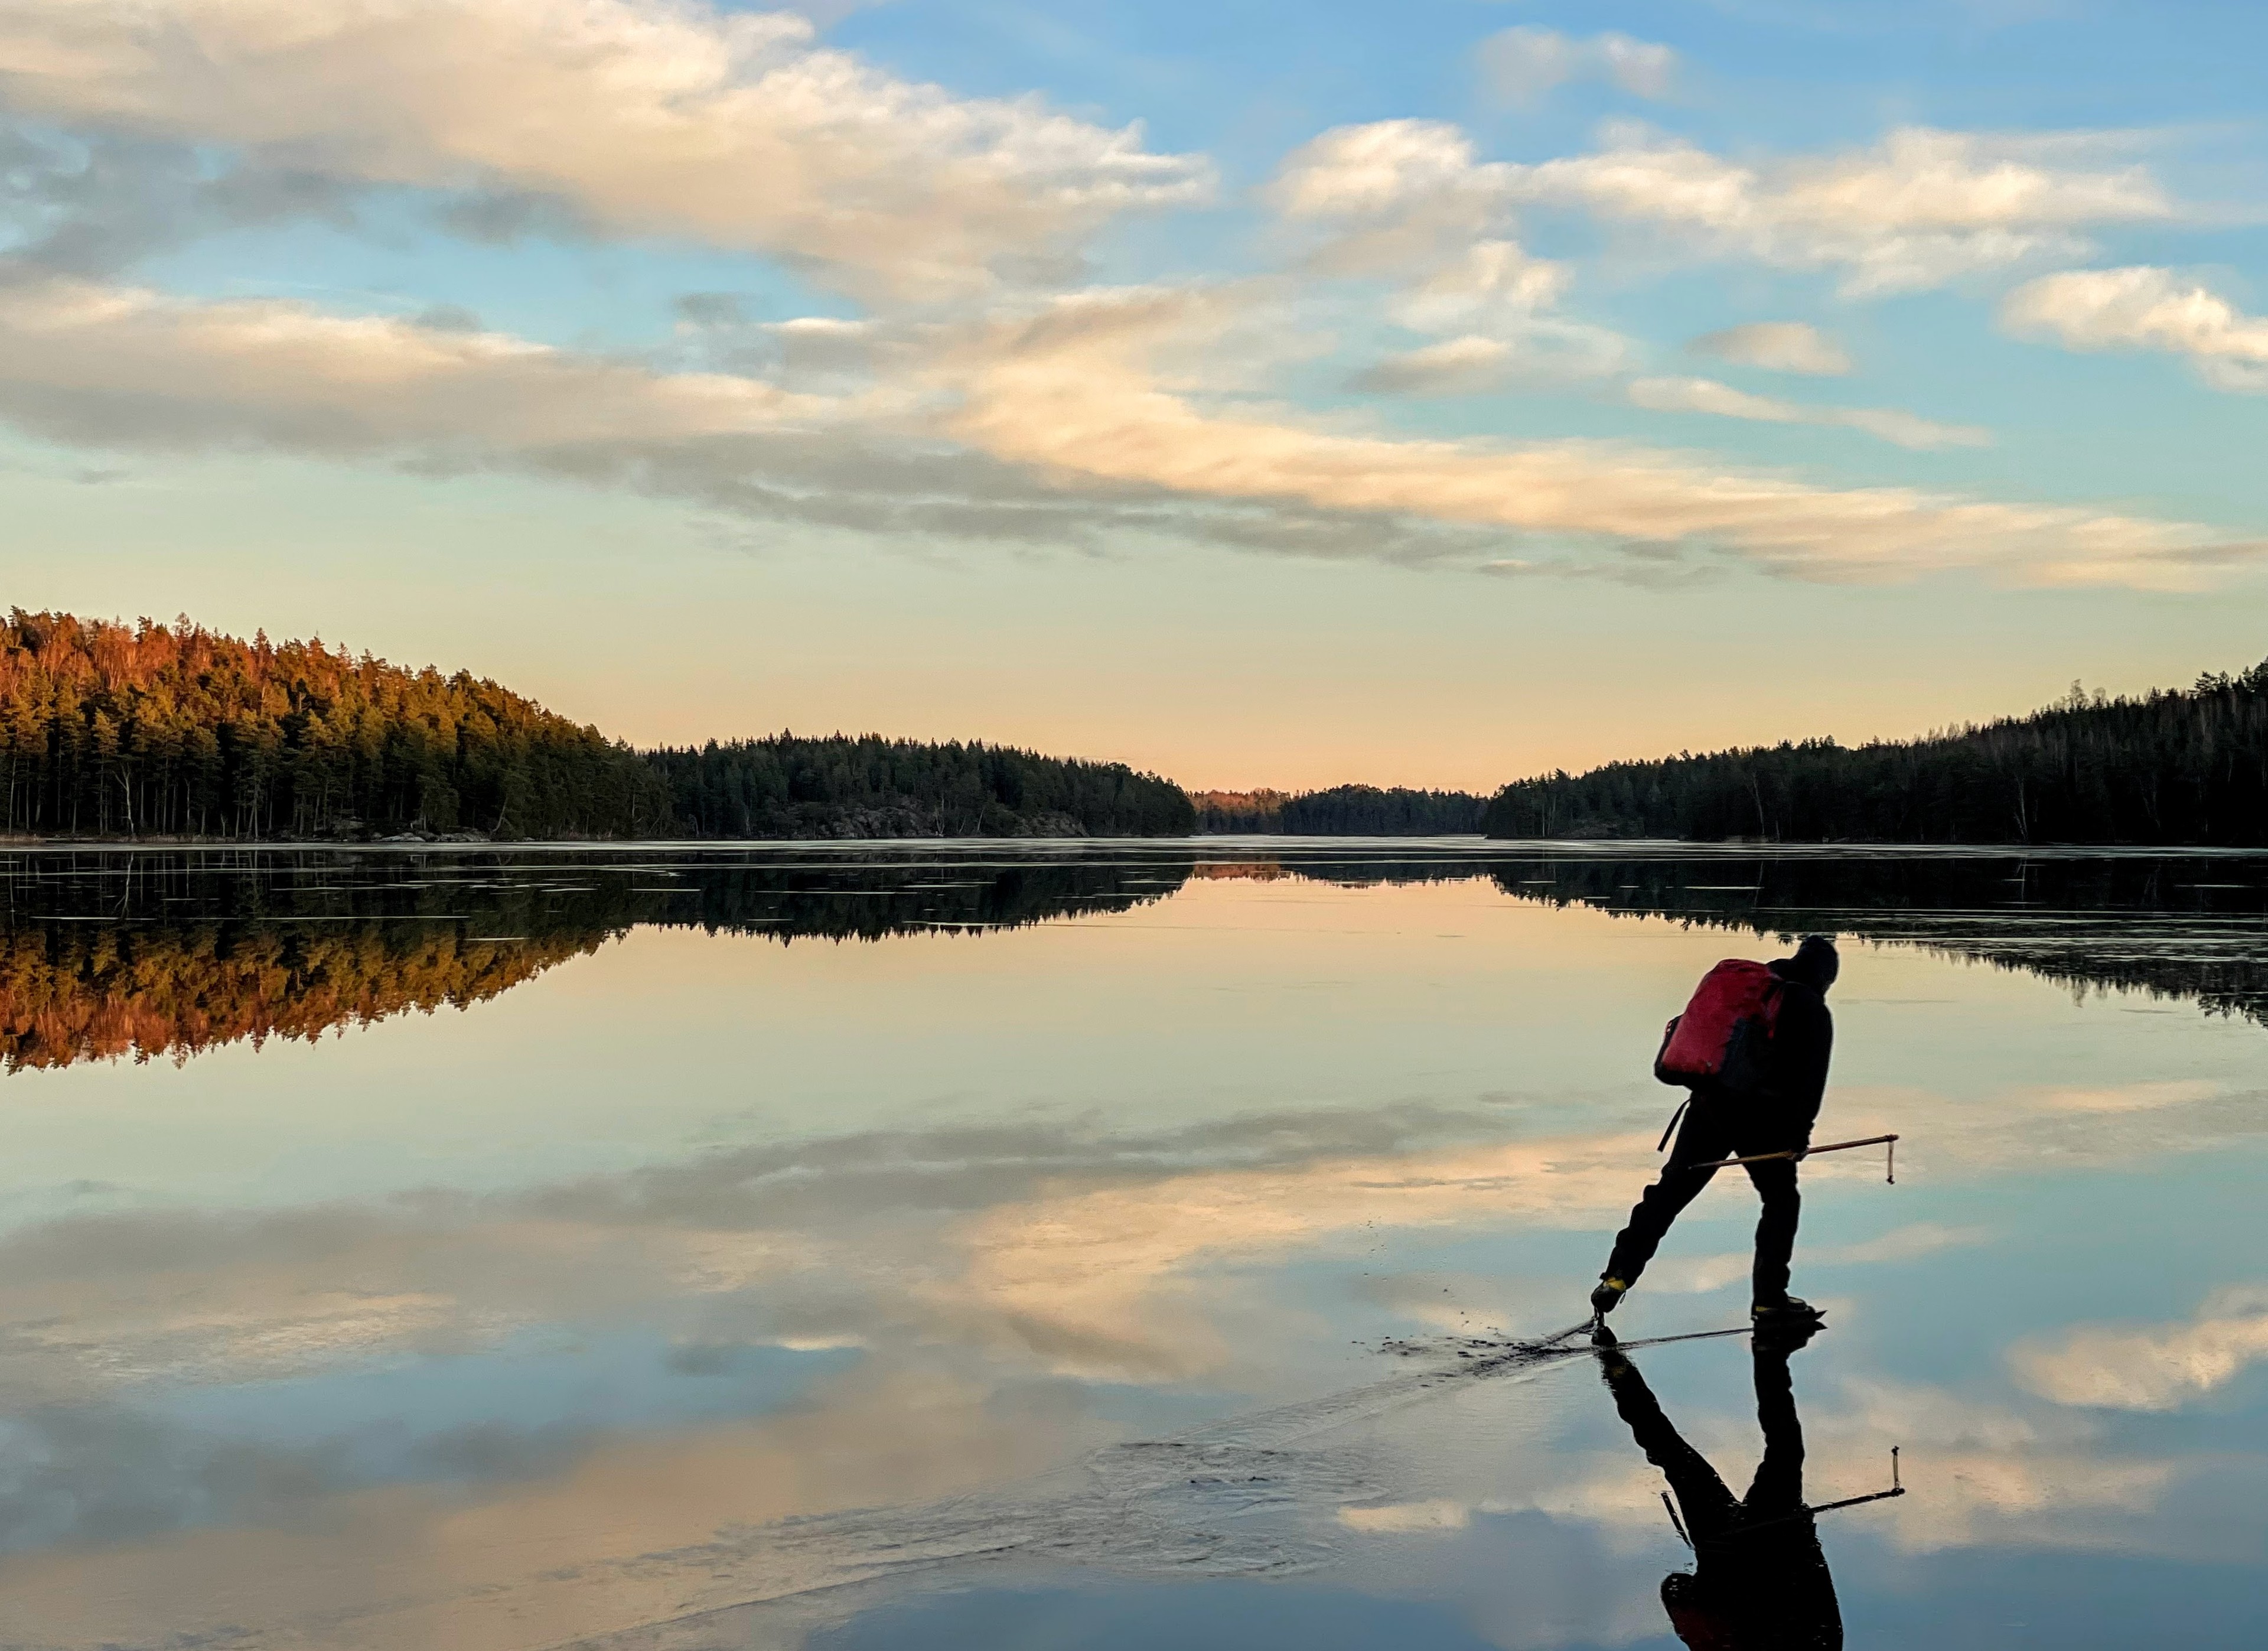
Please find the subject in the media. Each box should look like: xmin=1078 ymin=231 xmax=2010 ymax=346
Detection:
xmin=1654 ymin=959 xmax=1783 ymax=1093
xmin=1660 ymin=1574 xmax=1738 ymax=1651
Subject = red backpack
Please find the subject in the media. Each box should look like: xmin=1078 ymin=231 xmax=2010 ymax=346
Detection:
xmin=1654 ymin=959 xmax=1783 ymax=1093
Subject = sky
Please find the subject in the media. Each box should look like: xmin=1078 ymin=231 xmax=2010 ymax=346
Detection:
xmin=3 ymin=0 xmax=2267 ymax=792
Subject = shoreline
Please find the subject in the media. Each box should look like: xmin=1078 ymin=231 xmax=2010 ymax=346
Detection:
xmin=0 ymin=836 xmax=2262 ymax=857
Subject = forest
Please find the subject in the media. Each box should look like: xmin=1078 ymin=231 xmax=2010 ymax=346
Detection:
xmin=653 ymin=735 xmax=1194 ymax=838
xmin=1482 ymin=662 xmax=2268 ymax=846
xmin=25 ymin=606 xmax=2264 ymax=848
xmin=0 ymin=611 xmax=1191 ymax=840
xmin=0 ymin=611 xmax=670 ymax=839
xmin=1193 ymin=784 xmax=1487 ymax=835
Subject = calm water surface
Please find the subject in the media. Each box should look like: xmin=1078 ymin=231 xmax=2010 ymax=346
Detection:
xmin=0 ymin=842 xmax=2262 ymax=1649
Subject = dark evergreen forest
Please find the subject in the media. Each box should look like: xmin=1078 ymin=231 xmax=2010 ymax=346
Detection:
xmin=1193 ymin=784 xmax=1487 ymax=834
xmin=1482 ymin=663 xmax=2268 ymax=846
xmin=649 ymin=736 xmax=1194 ymax=838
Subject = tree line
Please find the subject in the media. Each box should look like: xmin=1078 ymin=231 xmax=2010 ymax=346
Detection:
xmin=653 ymin=735 xmax=1194 ymax=838
xmin=1193 ymin=784 xmax=1487 ymax=835
xmin=0 ymin=612 xmax=1190 ymax=841
xmin=1482 ymin=662 xmax=2268 ymax=846
xmin=0 ymin=611 xmax=670 ymax=840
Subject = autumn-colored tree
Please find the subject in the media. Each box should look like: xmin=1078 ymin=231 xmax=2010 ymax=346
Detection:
xmin=1191 ymin=785 xmax=1485 ymax=834
xmin=0 ymin=611 xmax=670 ymax=839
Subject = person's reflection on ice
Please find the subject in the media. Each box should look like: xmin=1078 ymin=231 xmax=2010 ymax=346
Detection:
xmin=1595 ymin=1325 xmax=1842 ymax=1650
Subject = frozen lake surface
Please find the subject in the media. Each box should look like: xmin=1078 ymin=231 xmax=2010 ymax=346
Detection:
xmin=0 ymin=841 xmax=2260 ymax=1649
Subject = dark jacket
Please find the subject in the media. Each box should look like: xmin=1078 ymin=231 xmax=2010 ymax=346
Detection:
xmin=1761 ymin=953 xmax=1834 ymax=1137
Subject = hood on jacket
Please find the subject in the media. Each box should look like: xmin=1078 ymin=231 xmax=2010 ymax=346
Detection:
xmin=1772 ymin=934 xmax=1840 ymax=992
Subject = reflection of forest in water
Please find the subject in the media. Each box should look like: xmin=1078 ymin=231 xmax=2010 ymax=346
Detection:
xmin=1484 ymin=853 xmax=2268 ymax=1028
xmin=0 ymin=851 xmax=1193 ymax=1071
xmin=2 ymin=845 xmax=2262 ymax=1072
xmin=1266 ymin=849 xmax=2268 ymax=1027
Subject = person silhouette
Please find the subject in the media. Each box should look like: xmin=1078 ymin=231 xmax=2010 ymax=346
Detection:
xmin=1594 ymin=934 xmax=1840 ymax=1329
xmin=1594 ymin=1326 xmax=1843 ymax=1650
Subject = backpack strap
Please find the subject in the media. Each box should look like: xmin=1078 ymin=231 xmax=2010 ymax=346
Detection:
xmin=1656 ymin=1095 xmax=1692 ymax=1153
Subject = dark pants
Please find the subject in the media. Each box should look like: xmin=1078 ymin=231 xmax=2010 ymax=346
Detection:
xmin=1605 ymin=1093 xmax=1803 ymax=1302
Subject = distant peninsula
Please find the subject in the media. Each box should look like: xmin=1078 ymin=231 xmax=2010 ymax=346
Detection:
xmin=1192 ymin=786 xmax=1487 ymax=835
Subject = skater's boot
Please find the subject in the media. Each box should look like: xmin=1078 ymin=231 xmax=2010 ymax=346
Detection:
xmin=1590 ymin=1276 xmax=1630 ymax=1320
xmin=1751 ymin=1294 xmax=1824 ymax=1343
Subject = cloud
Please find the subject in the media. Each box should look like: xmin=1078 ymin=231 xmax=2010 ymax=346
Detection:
xmin=1367 ymin=241 xmax=1631 ymax=388
xmin=0 ymin=273 xmax=829 ymax=452
xmin=1353 ymin=334 xmax=1518 ymax=395
xmin=1265 ymin=136 xmax=1630 ymax=391
xmin=0 ymin=125 xmax=360 ymax=277
xmin=1286 ymin=120 xmax=2174 ymax=297
xmin=1266 ymin=120 xmax=1518 ymax=285
xmin=949 ymin=285 xmax=2243 ymax=587
xmin=0 ymin=272 xmax=2246 ymax=588
xmin=1270 ymin=120 xmax=1488 ymax=227
xmin=0 ymin=272 xmax=1364 ymax=556
xmin=2001 ymin=266 xmax=2268 ymax=390
xmin=1389 ymin=239 xmax=1570 ymax=332
xmin=1627 ymin=375 xmax=1992 ymax=450
xmin=0 ymin=0 xmax=1211 ymax=300
xmin=1517 ymin=125 xmax=2174 ymax=294
xmin=1478 ymin=27 xmax=1677 ymax=108
xmin=2010 ymin=1285 xmax=2268 ymax=1411
xmin=1689 ymin=320 xmax=1852 ymax=376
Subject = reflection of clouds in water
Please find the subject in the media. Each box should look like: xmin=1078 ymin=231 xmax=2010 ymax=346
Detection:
xmin=0 ymin=1073 xmax=2253 ymax=1405
xmin=1797 ymin=1076 xmax=2259 ymax=1183
xmin=0 ymin=1400 xmax=345 ymax=1555
xmin=949 ymin=1129 xmax=1653 ymax=1376
xmin=0 ymin=1064 xmax=2260 ymax=1645
xmin=0 ymin=1291 xmax=2233 ymax=1650
xmin=0 ymin=1365 xmax=1120 ymax=1651
xmin=1824 ymin=1377 xmax=2174 ymax=1553
xmin=1339 ymin=1498 xmax=1472 ymax=1532
xmin=1528 ymin=1432 xmax=2174 ymax=1561
xmin=950 ymin=1076 xmax=2247 ymax=1376
xmin=2012 ymin=1284 xmax=2268 ymax=1411
xmin=0 ymin=1102 xmax=1544 ymax=1399
xmin=1397 ymin=1361 xmax=2177 ymax=1569
xmin=1812 ymin=1222 xmax=1993 ymax=1265
xmin=2031 ymin=1079 xmax=2223 ymax=1113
